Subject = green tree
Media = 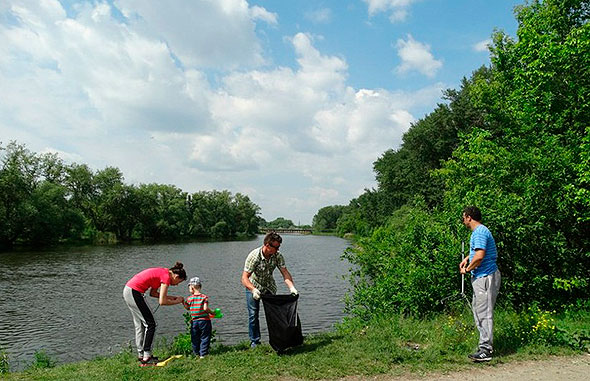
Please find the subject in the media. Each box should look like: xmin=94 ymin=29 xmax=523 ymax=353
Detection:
xmin=92 ymin=167 xmax=124 ymax=231
xmin=312 ymin=205 xmax=346 ymax=232
xmin=64 ymin=163 xmax=96 ymax=236
xmin=441 ymin=0 xmax=590 ymax=307
xmin=373 ymin=67 xmax=492 ymax=214
xmin=0 ymin=142 xmax=85 ymax=246
xmin=342 ymin=0 xmax=590 ymax=315
xmin=343 ymin=204 xmax=462 ymax=316
xmin=232 ymin=193 xmax=261 ymax=236
xmin=265 ymin=217 xmax=295 ymax=229
xmin=0 ymin=142 xmax=41 ymax=247
xmin=24 ymin=181 xmax=84 ymax=244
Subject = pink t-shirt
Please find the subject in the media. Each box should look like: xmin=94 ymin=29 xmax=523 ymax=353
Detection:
xmin=126 ymin=267 xmax=171 ymax=293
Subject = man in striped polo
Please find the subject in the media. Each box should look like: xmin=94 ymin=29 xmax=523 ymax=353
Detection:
xmin=241 ymin=232 xmax=298 ymax=348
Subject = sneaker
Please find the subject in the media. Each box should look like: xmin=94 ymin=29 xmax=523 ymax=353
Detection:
xmin=250 ymin=342 xmax=259 ymax=349
xmin=468 ymin=350 xmax=492 ymax=362
xmin=140 ymin=356 xmax=159 ymax=367
xmin=199 ymin=356 xmax=205 ymax=359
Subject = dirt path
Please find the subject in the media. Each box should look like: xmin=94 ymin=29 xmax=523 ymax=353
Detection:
xmin=338 ymin=354 xmax=590 ymax=381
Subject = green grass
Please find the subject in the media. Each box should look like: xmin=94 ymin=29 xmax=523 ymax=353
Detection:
xmin=3 ymin=306 xmax=588 ymax=380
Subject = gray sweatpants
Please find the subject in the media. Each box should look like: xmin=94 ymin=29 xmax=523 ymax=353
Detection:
xmin=123 ymin=286 xmax=156 ymax=358
xmin=471 ymin=270 xmax=501 ymax=353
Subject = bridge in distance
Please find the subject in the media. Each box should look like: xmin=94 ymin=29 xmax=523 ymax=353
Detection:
xmin=260 ymin=228 xmax=313 ymax=235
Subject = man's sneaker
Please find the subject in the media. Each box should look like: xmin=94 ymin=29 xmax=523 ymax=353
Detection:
xmin=468 ymin=350 xmax=492 ymax=362
xmin=139 ymin=356 xmax=159 ymax=367
xmin=250 ymin=341 xmax=259 ymax=349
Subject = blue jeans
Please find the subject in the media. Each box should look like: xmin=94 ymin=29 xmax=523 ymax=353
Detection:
xmin=245 ymin=289 xmax=261 ymax=345
xmin=190 ymin=319 xmax=212 ymax=356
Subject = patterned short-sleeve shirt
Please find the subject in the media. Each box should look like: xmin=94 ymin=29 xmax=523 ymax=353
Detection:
xmin=243 ymin=246 xmax=286 ymax=294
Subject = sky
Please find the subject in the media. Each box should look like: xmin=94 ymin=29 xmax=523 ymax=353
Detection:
xmin=0 ymin=0 xmax=522 ymax=225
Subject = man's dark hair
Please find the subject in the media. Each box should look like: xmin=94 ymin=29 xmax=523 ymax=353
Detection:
xmin=264 ymin=231 xmax=283 ymax=245
xmin=463 ymin=206 xmax=482 ymax=222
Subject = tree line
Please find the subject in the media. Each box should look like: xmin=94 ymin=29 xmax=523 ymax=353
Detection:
xmin=260 ymin=217 xmax=311 ymax=230
xmin=312 ymin=0 xmax=590 ymax=315
xmin=0 ymin=142 xmax=261 ymax=248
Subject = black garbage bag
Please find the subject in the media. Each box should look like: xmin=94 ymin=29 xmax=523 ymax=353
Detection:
xmin=261 ymin=294 xmax=304 ymax=352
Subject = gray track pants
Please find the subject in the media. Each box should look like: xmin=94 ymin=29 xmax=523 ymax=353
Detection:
xmin=471 ymin=270 xmax=501 ymax=352
xmin=123 ymin=286 xmax=157 ymax=357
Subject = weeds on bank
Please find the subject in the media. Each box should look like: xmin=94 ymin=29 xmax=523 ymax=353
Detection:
xmin=2 ymin=306 xmax=588 ymax=380
xmin=0 ymin=347 xmax=9 ymax=374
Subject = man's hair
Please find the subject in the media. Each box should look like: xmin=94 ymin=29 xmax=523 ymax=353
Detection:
xmin=463 ymin=206 xmax=482 ymax=222
xmin=263 ymin=231 xmax=282 ymax=245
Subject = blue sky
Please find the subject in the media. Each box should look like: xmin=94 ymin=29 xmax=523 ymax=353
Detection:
xmin=0 ymin=0 xmax=521 ymax=224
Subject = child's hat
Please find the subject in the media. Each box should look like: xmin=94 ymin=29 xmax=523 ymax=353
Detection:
xmin=189 ymin=276 xmax=201 ymax=286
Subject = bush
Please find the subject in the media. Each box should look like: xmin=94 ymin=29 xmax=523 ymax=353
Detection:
xmin=0 ymin=347 xmax=9 ymax=374
xmin=343 ymin=203 xmax=465 ymax=317
xmin=170 ymin=312 xmax=217 ymax=356
xmin=28 ymin=350 xmax=55 ymax=369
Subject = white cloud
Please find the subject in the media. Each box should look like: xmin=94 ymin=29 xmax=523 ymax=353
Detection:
xmin=1 ymin=1 xmax=216 ymax=136
xmin=362 ymin=0 xmax=417 ymax=22
xmin=473 ymin=38 xmax=492 ymax=52
xmin=305 ymin=8 xmax=332 ymax=24
xmin=389 ymin=9 xmax=408 ymax=23
xmin=250 ymin=5 xmax=278 ymax=25
xmin=115 ymin=0 xmax=273 ymax=69
xmin=395 ymin=34 xmax=442 ymax=78
xmin=0 ymin=1 xmax=446 ymax=224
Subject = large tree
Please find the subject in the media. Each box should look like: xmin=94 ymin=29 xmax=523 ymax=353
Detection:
xmin=343 ymin=0 xmax=590 ymax=315
xmin=442 ymin=0 xmax=590 ymax=307
xmin=312 ymin=205 xmax=346 ymax=232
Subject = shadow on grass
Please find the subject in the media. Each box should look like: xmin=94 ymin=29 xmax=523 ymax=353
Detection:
xmin=277 ymin=334 xmax=344 ymax=355
xmin=210 ymin=333 xmax=344 ymax=357
xmin=211 ymin=341 xmax=251 ymax=355
xmin=491 ymin=332 xmax=520 ymax=357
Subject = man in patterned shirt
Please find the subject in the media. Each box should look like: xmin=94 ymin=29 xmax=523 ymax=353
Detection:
xmin=241 ymin=232 xmax=298 ymax=348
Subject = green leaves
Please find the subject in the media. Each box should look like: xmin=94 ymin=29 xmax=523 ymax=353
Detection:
xmin=0 ymin=141 xmax=261 ymax=246
xmin=312 ymin=205 xmax=346 ymax=232
xmin=342 ymin=0 xmax=590 ymax=316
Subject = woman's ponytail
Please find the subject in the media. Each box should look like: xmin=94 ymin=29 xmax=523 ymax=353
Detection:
xmin=169 ymin=262 xmax=186 ymax=280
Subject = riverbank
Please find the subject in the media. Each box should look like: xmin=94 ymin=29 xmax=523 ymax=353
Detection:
xmin=0 ymin=235 xmax=350 ymax=368
xmin=3 ymin=307 xmax=588 ymax=380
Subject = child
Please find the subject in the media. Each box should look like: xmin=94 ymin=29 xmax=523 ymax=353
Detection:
xmin=183 ymin=277 xmax=214 ymax=358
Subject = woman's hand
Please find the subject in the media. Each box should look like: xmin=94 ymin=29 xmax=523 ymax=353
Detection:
xmin=168 ymin=295 xmax=184 ymax=305
xmin=159 ymin=283 xmax=185 ymax=305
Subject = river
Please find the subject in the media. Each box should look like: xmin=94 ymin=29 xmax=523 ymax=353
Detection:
xmin=0 ymin=234 xmax=350 ymax=369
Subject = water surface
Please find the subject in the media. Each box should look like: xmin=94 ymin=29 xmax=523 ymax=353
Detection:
xmin=0 ymin=234 xmax=350 ymax=369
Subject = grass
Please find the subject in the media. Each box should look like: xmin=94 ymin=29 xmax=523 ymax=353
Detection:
xmin=2 ymin=305 xmax=588 ymax=380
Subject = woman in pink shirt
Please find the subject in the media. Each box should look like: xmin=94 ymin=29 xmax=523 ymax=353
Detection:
xmin=123 ymin=262 xmax=186 ymax=366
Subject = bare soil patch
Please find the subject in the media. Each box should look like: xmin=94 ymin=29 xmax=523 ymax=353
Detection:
xmin=337 ymin=354 xmax=590 ymax=381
